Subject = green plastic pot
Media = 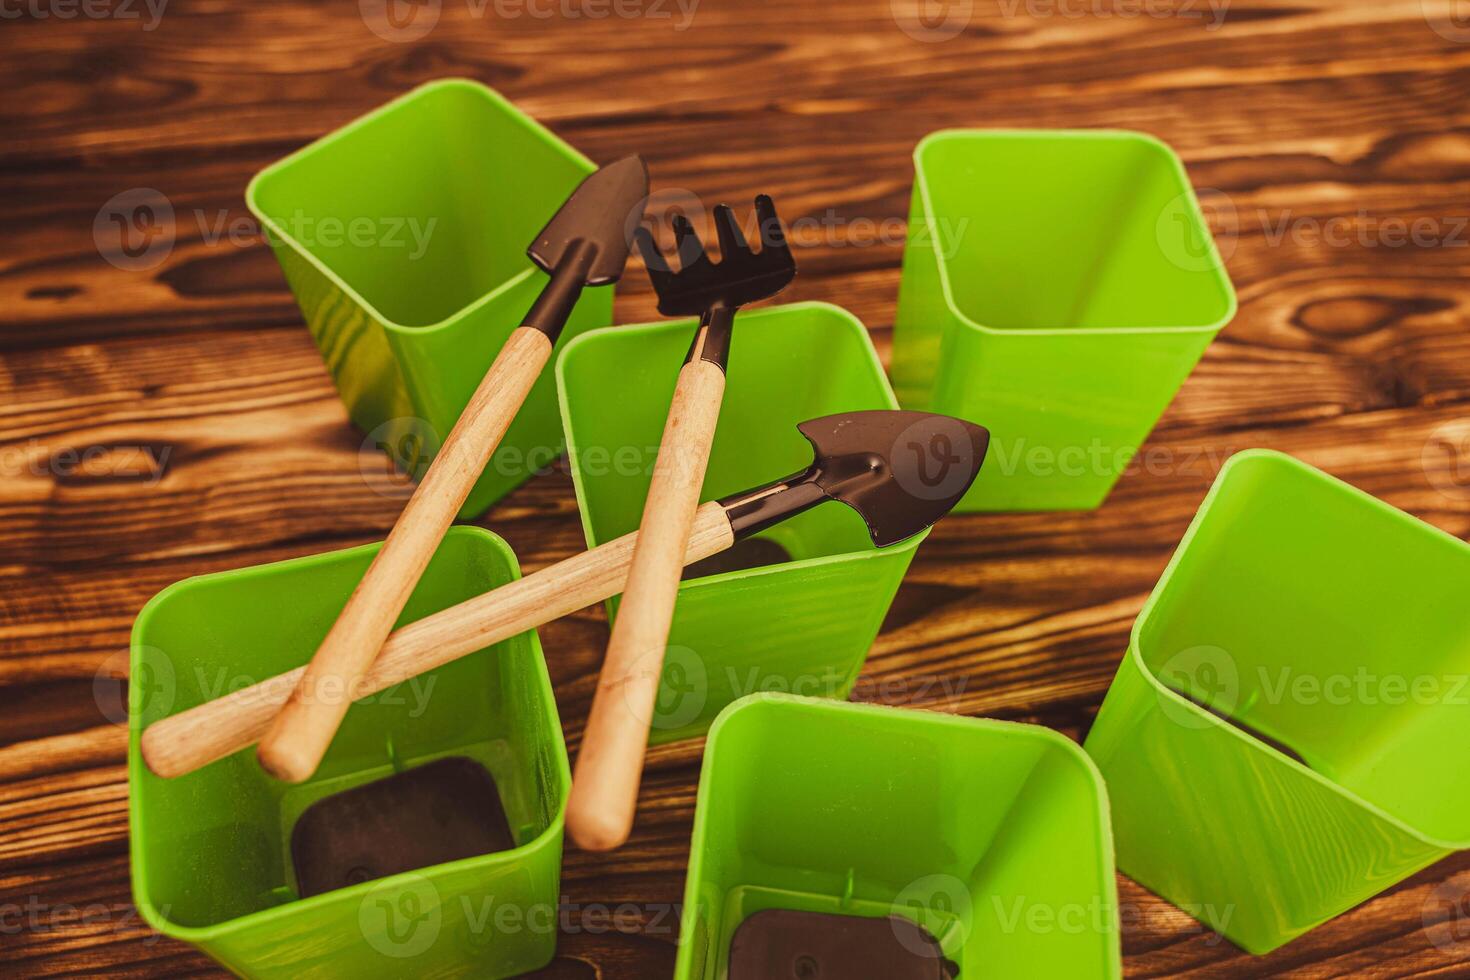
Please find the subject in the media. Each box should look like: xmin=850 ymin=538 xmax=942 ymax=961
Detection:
xmin=1084 ymin=449 xmax=1470 ymax=954
xmin=556 ymin=302 xmax=924 ymax=744
xmin=246 ymin=79 xmax=614 ymax=519
xmin=892 ymin=129 xmax=1237 ymax=512
xmin=674 ymin=694 xmax=1121 ymax=979
xmin=128 ymin=527 xmax=570 ymax=979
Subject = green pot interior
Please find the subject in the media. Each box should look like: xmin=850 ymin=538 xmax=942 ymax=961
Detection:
xmin=129 ymin=527 xmax=568 ymax=933
xmin=679 ymin=695 xmax=1118 ymax=979
xmin=249 ymin=79 xmax=591 ymax=329
xmin=558 ymin=302 xmax=900 ymax=567
xmin=916 ymin=130 xmax=1234 ymax=333
xmin=1138 ymin=450 xmax=1470 ymax=845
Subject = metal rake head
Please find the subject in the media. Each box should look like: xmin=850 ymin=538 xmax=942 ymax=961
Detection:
xmin=634 ymin=195 xmax=796 ymax=316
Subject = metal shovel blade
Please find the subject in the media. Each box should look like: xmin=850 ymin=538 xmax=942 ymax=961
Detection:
xmin=802 ymin=410 xmax=990 ymax=546
xmin=527 ymin=154 xmax=649 ymax=286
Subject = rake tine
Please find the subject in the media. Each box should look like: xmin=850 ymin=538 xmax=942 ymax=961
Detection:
xmin=671 ymin=212 xmax=706 ymax=269
xmin=752 ymin=194 xmax=789 ymax=253
xmin=712 ymin=203 xmax=748 ymax=259
xmin=634 ymin=224 xmax=675 ymax=282
xmin=638 ymin=194 xmax=795 ymax=318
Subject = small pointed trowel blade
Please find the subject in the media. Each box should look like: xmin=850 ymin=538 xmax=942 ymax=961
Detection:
xmin=798 ymin=410 xmax=989 ymax=546
xmin=527 ymin=155 xmax=649 ymax=285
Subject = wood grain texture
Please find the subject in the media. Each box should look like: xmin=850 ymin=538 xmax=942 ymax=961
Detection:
xmin=2 ymin=0 xmax=1469 ymax=976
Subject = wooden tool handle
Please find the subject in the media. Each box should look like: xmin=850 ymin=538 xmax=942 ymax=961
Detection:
xmin=566 ymin=357 xmax=727 ymax=852
xmin=141 ymin=503 xmax=738 ymax=780
xmin=255 ymin=326 xmax=553 ymax=783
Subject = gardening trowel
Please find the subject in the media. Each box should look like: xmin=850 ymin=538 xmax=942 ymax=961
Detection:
xmin=567 ymin=196 xmax=796 ymax=851
xmin=254 ymin=155 xmax=649 ymax=784
xmin=141 ymin=411 xmax=990 ymax=780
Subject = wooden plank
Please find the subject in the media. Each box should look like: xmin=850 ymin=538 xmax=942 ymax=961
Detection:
xmin=3 ymin=0 xmax=1470 ymax=975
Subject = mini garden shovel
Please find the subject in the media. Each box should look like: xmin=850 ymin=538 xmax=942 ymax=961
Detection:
xmin=566 ymin=196 xmax=796 ymax=851
xmin=141 ymin=411 xmax=989 ymax=780
xmin=255 ymin=155 xmax=649 ymax=784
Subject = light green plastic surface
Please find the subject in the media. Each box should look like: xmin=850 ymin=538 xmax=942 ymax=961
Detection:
xmin=128 ymin=527 xmax=570 ymax=979
xmin=674 ymin=694 xmax=1121 ymax=979
xmin=246 ymin=79 xmax=614 ymax=519
xmin=556 ymin=302 xmax=925 ymax=743
xmin=892 ymin=129 xmax=1237 ymax=512
xmin=1085 ymin=449 xmax=1470 ymax=954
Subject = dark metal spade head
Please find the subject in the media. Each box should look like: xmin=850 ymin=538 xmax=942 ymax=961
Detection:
xmin=527 ymin=155 xmax=649 ymax=286
xmin=718 ymin=410 xmax=990 ymax=548
xmin=635 ymin=195 xmax=796 ymax=315
xmin=801 ymin=410 xmax=989 ymax=546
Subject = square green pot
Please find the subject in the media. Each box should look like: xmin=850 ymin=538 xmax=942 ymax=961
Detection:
xmin=246 ymin=78 xmax=614 ymax=519
xmin=556 ymin=301 xmax=924 ymax=744
xmin=674 ymin=694 xmax=1121 ymax=979
xmin=892 ymin=129 xmax=1237 ymax=512
xmin=128 ymin=527 xmax=570 ymax=979
xmin=1084 ymin=449 xmax=1470 ymax=954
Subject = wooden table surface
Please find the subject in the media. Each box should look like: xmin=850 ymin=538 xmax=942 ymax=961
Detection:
xmin=4 ymin=0 xmax=1470 ymax=976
